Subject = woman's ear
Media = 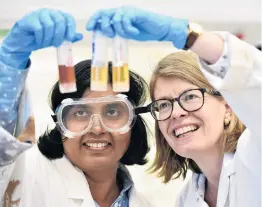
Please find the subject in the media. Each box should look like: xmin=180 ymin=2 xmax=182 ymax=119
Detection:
xmin=225 ymin=103 xmax=232 ymax=114
xmin=223 ymin=101 xmax=232 ymax=127
xmin=221 ymin=99 xmax=232 ymax=114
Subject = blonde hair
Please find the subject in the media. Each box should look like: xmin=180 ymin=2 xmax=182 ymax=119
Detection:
xmin=149 ymin=51 xmax=245 ymax=183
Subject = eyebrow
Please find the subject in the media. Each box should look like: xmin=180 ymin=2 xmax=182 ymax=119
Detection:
xmin=70 ymin=104 xmax=91 ymax=111
xmin=155 ymin=87 xmax=196 ymax=100
xmin=70 ymin=103 xmax=125 ymax=111
xmin=104 ymin=103 xmax=125 ymax=110
xmin=154 ymin=96 xmax=173 ymax=100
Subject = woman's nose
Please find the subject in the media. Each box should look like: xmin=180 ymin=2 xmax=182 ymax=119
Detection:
xmin=171 ymin=101 xmax=188 ymax=119
xmin=88 ymin=115 xmax=106 ymax=135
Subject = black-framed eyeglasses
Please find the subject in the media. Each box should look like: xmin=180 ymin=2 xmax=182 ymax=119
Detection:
xmin=135 ymin=88 xmax=221 ymax=121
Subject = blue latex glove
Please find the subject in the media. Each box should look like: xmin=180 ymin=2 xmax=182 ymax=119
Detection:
xmin=86 ymin=6 xmax=188 ymax=49
xmin=0 ymin=8 xmax=83 ymax=69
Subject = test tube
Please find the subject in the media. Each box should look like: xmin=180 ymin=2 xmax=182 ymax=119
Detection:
xmin=91 ymin=31 xmax=109 ymax=91
xmin=57 ymin=41 xmax=77 ymax=93
xmin=112 ymin=35 xmax=129 ymax=92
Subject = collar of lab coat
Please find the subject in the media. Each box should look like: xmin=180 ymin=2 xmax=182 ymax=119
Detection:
xmin=192 ymin=153 xmax=235 ymax=201
xmin=53 ymin=156 xmax=96 ymax=206
xmin=52 ymin=156 xmax=136 ymax=206
xmin=217 ymin=152 xmax=236 ymax=206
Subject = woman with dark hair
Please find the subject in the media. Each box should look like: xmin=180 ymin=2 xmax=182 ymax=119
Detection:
xmin=38 ymin=60 xmax=149 ymax=166
xmin=0 ymin=9 xmax=154 ymax=207
xmin=0 ymin=59 xmax=152 ymax=207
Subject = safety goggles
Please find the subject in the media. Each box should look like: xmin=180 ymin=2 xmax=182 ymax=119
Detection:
xmin=52 ymin=94 xmax=138 ymax=138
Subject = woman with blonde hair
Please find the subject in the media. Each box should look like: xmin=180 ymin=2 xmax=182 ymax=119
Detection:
xmin=147 ymin=51 xmax=250 ymax=207
xmin=149 ymin=51 xmax=244 ymax=180
xmin=87 ymin=5 xmax=261 ymax=207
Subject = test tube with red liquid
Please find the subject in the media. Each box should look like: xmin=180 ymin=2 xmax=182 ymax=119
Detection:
xmin=57 ymin=41 xmax=77 ymax=93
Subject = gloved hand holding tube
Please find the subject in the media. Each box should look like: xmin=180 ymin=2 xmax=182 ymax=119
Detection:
xmin=0 ymin=8 xmax=84 ymax=135
xmin=86 ymin=6 xmax=189 ymax=49
xmin=0 ymin=8 xmax=83 ymax=69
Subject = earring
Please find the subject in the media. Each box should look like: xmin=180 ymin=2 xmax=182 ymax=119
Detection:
xmin=224 ymin=113 xmax=231 ymax=126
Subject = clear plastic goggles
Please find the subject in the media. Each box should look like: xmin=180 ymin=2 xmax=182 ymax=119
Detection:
xmin=53 ymin=94 xmax=137 ymax=138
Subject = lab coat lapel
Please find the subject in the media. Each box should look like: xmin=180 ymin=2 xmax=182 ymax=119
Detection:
xmin=53 ymin=156 xmax=96 ymax=207
xmin=217 ymin=153 xmax=235 ymax=207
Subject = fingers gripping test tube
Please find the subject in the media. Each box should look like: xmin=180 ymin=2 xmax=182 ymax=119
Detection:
xmin=112 ymin=36 xmax=130 ymax=92
xmin=57 ymin=41 xmax=77 ymax=93
xmin=91 ymin=31 xmax=109 ymax=91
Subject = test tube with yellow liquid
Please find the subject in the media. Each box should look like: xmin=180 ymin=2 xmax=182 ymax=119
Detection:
xmin=91 ymin=31 xmax=109 ymax=91
xmin=112 ymin=35 xmax=129 ymax=92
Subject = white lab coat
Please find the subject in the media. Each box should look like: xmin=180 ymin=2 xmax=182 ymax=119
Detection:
xmin=0 ymin=144 xmax=154 ymax=207
xmin=176 ymin=32 xmax=261 ymax=207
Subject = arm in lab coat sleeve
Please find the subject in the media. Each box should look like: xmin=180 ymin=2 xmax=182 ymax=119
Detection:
xmin=199 ymin=32 xmax=261 ymax=137
xmin=198 ymin=32 xmax=261 ymax=206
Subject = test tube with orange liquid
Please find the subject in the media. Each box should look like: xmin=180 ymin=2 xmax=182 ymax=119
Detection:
xmin=57 ymin=41 xmax=77 ymax=93
xmin=91 ymin=31 xmax=109 ymax=91
xmin=112 ymin=35 xmax=129 ymax=92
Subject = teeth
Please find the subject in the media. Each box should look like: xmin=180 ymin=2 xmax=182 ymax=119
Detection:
xmin=175 ymin=125 xmax=198 ymax=137
xmin=84 ymin=143 xmax=109 ymax=148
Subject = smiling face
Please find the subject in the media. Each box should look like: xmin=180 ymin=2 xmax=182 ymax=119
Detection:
xmin=154 ymin=77 xmax=230 ymax=159
xmin=62 ymin=86 xmax=131 ymax=171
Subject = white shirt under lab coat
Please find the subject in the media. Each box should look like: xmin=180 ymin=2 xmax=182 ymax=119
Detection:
xmin=176 ymin=32 xmax=261 ymax=207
